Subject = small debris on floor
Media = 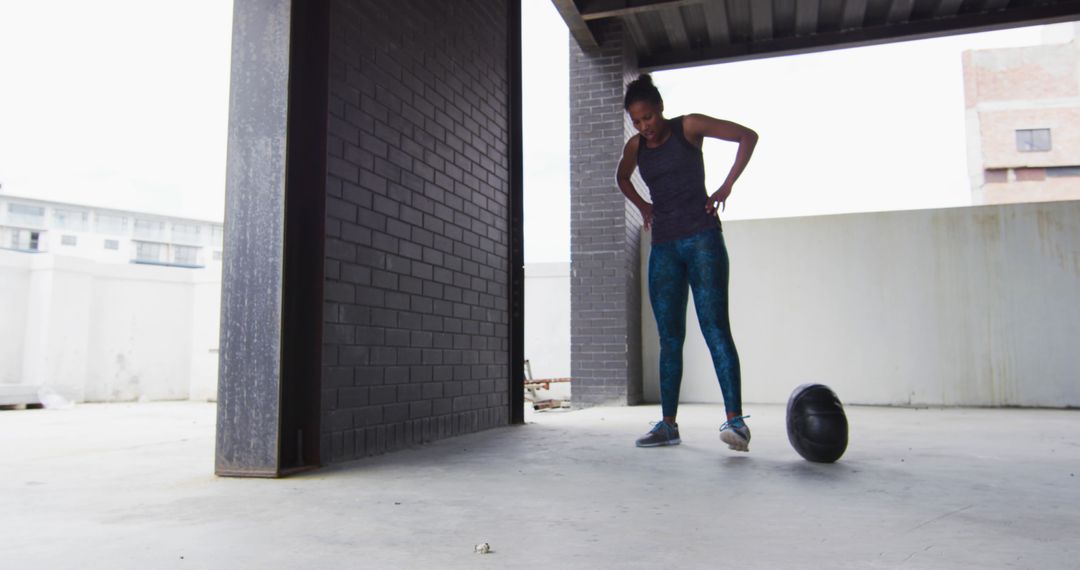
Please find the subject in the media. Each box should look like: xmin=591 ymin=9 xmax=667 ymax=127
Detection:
xmin=474 ymin=543 xmax=491 ymax=554
xmin=531 ymin=399 xmax=571 ymax=411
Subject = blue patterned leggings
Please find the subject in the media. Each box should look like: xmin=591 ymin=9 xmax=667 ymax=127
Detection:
xmin=649 ymin=228 xmax=742 ymax=419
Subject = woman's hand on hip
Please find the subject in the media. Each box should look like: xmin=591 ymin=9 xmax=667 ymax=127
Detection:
xmin=639 ymin=203 xmax=653 ymax=231
xmin=706 ymin=184 xmax=732 ymax=215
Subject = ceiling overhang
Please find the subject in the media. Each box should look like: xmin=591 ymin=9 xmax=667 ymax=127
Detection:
xmin=553 ymin=0 xmax=1080 ymax=70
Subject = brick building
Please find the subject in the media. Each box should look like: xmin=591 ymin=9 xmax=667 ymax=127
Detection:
xmin=964 ymin=23 xmax=1080 ymax=205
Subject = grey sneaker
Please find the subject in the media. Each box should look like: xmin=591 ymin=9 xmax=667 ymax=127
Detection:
xmin=636 ymin=421 xmax=681 ymax=447
xmin=719 ymin=415 xmax=751 ymax=452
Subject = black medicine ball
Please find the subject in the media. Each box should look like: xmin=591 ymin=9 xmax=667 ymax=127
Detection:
xmin=786 ymin=383 xmax=848 ymax=463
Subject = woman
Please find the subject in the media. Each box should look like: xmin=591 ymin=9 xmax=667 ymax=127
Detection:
xmin=616 ymin=74 xmax=758 ymax=451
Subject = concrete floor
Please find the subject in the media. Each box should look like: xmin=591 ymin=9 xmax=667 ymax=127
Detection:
xmin=2 ymin=402 xmax=1078 ymax=569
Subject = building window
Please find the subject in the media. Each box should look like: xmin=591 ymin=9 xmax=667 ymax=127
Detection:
xmin=4 ymin=227 xmax=42 ymax=251
xmin=96 ymin=213 xmax=128 ymax=235
xmin=134 ymin=219 xmax=167 ymax=241
xmin=54 ymin=208 xmax=89 ymax=231
xmin=211 ymin=225 xmax=224 ymax=244
xmin=172 ymin=222 xmax=202 ymax=244
xmin=7 ymin=203 xmax=45 ymax=227
xmin=61 ymin=235 xmax=77 ymax=246
xmin=104 ymin=239 xmax=119 ymax=250
xmin=134 ymin=241 xmax=166 ymax=263
xmin=984 ymin=169 xmax=1007 ymax=184
xmin=1016 ymin=128 xmax=1051 ymax=152
xmin=173 ymin=245 xmax=199 ymax=266
xmin=1046 ymin=166 xmax=1080 ymax=178
xmin=1014 ymin=168 xmax=1046 ymax=182
xmin=132 ymin=241 xmax=203 ymax=267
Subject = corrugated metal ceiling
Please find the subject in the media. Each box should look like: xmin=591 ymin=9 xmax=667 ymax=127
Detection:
xmin=553 ymin=0 xmax=1080 ymax=69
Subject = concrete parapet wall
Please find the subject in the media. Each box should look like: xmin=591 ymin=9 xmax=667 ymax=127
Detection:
xmin=642 ymin=200 xmax=1080 ymax=407
xmin=524 ymin=262 xmax=571 ymax=378
xmin=0 ymin=249 xmax=221 ymax=402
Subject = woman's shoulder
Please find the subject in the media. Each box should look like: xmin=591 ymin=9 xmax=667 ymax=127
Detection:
xmin=682 ymin=112 xmax=722 ymax=121
xmin=680 ymin=113 xmax=716 ymax=131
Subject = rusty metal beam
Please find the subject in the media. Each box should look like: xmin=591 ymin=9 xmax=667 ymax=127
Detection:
xmin=217 ymin=0 xmax=327 ymax=479
xmin=552 ymin=0 xmax=599 ymax=50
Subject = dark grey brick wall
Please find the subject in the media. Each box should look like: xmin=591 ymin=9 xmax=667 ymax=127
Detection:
xmin=569 ymin=20 xmax=643 ymax=407
xmin=321 ymin=0 xmax=511 ymax=462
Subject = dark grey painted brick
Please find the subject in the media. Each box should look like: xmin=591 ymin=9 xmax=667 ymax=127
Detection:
xmin=322 ymin=0 xmax=512 ymax=463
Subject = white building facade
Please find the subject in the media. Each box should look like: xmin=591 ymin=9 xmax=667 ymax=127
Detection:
xmin=0 ymin=194 xmax=224 ymax=405
xmin=0 ymin=194 xmax=224 ymax=268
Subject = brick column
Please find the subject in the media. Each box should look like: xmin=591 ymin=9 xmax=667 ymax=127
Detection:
xmin=569 ymin=21 xmax=643 ymax=407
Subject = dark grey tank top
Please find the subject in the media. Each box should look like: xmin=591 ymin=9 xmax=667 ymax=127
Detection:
xmin=637 ymin=116 xmax=720 ymax=244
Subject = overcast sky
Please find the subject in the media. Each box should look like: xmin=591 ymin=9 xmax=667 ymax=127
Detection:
xmin=0 ymin=1 xmax=1072 ymax=263
xmin=0 ymin=0 xmax=233 ymax=223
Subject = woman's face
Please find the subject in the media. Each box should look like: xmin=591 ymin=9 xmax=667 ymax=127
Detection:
xmin=627 ymin=100 xmax=664 ymax=143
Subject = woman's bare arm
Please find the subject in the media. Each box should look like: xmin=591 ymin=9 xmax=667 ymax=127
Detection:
xmin=683 ymin=113 xmax=758 ymax=213
xmin=615 ymin=135 xmax=654 ymax=230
